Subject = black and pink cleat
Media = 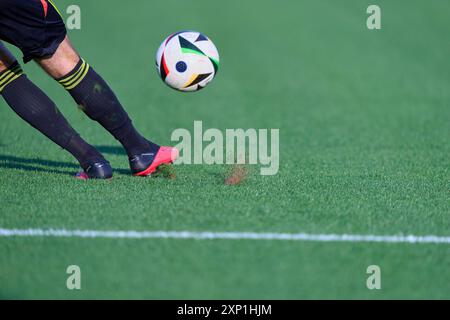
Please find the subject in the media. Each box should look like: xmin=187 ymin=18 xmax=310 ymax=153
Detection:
xmin=130 ymin=146 xmax=179 ymax=177
xmin=75 ymin=160 xmax=113 ymax=180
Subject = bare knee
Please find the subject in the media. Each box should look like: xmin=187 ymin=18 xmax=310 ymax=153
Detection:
xmin=0 ymin=42 xmax=18 ymax=72
xmin=36 ymin=36 xmax=80 ymax=78
xmin=0 ymin=60 xmax=9 ymax=72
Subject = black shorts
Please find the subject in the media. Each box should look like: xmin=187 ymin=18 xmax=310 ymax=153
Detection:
xmin=0 ymin=0 xmax=67 ymax=63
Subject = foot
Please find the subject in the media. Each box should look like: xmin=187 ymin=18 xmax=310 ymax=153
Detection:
xmin=130 ymin=146 xmax=179 ymax=176
xmin=76 ymin=160 xmax=113 ymax=180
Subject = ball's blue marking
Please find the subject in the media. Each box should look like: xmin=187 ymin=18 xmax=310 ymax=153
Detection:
xmin=176 ymin=61 xmax=187 ymax=73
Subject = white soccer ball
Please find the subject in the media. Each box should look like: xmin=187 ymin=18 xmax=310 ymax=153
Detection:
xmin=156 ymin=31 xmax=220 ymax=92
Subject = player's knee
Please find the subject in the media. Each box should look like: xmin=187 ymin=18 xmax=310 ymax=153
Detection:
xmin=0 ymin=41 xmax=18 ymax=72
xmin=0 ymin=57 xmax=18 ymax=72
xmin=0 ymin=61 xmax=9 ymax=73
xmin=36 ymin=37 xmax=80 ymax=79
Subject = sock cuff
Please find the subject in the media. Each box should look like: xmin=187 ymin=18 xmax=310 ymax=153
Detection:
xmin=0 ymin=62 xmax=24 ymax=93
xmin=57 ymin=58 xmax=90 ymax=90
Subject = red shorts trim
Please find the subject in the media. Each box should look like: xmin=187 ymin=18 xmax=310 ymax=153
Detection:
xmin=40 ymin=0 xmax=48 ymax=17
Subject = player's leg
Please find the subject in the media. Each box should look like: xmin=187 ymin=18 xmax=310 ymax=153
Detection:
xmin=0 ymin=42 xmax=112 ymax=179
xmin=36 ymin=36 xmax=154 ymax=160
xmin=0 ymin=0 xmax=112 ymax=179
xmin=37 ymin=36 xmax=178 ymax=176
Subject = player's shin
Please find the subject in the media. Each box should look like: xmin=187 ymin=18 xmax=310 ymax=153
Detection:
xmin=0 ymin=62 xmax=106 ymax=172
xmin=56 ymin=58 xmax=159 ymax=157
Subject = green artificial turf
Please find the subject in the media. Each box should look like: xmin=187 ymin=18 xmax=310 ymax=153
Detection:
xmin=0 ymin=0 xmax=449 ymax=299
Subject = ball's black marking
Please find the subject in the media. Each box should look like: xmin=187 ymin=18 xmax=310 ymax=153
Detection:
xmin=184 ymin=73 xmax=212 ymax=88
xmin=179 ymin=36 xmax=205 ymax=55
xmin=195 ymin=33 xmax=209 ymax=42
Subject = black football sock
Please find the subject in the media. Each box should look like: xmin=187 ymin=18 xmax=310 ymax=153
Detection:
xmin=57 ymin=58 xmax=159 ymax=157
xmin=0 ymin=62 xmax=105 ymax=169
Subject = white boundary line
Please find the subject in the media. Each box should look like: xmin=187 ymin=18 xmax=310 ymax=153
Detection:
xmin=0 ymin=228 xmax=450 ymax=244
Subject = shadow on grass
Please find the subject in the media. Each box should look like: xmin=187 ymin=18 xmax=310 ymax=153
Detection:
xmin=0 ymin=154 xmax=78 ymax=176
xmin=0 ymin=152 xmax=131 ymax=176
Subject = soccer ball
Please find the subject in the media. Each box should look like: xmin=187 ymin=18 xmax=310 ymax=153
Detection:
xmin=156 ymin=31 xmax=220 ymax=92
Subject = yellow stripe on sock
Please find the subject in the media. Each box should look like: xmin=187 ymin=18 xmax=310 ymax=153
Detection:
xmin=58 ymin=59 xmax=90 ymax=90
xmin=0 ymin=66 xmax=20 ymax=83
xmin=61 ymin=64 xmax=86 ymax=88
xmin=0 ymin=74 xmax=23 ymax=92
xmin=0 ymin=64 xmax=23 ymax=92
xmin=0 ymin=72 xmax=15 ymax=87
xmin=0 ymin=70 xmax=12 ymax=84
xmin=65 ymin=63 xmax=90 ymax=90
xmin=59 ymin=59 xmax=86 ymax=86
